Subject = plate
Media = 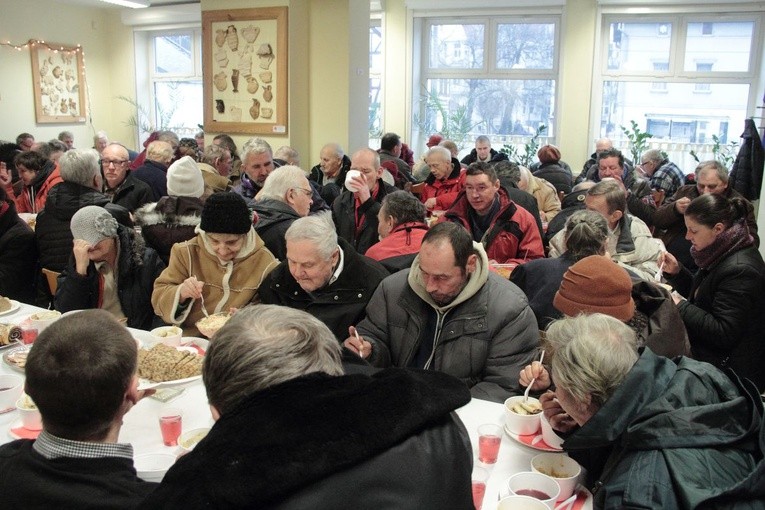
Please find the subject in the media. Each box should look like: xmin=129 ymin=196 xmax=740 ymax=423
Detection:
xmin=138 ymin=374 xmax=201 ymax=391
xmin=8 ymin=419 xmax=41 ymax=440
xmin=0 ymin=300 xmax=21 ymax=317
xmin=3 ymin=346 xmax=29 ymax=374
xmin=504 ymin=424 xmax=563 ymax=452
xmin=563 ymin=486 xmax=593 ymax=510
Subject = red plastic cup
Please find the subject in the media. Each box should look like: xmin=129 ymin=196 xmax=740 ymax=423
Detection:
xmin=20 ymin=325 xmax=38 ymax=345
xmin=472 ymin=466 xmax=489 ymax=509
xmin=158 ymin=408 xmax=183 ymax=446
xmin=478 ymin=423 xmax=502 ymax=464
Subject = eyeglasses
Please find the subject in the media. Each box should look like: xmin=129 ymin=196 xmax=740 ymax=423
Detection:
xmin=101 ymin=159 xmax=128 ymax=166
xmin=291 ymin=187 xmax=313 ymax=197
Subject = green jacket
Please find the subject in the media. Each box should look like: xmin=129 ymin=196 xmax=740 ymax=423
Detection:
xmin=563 ymin=349 xmax=763 ymax=509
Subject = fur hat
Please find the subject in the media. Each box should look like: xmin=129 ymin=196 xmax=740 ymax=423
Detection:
xmin=167 ymin=156 xmax=204 ymax=198
xmin=553 ymin=255 xmax=635 ymax=322
xmin=537 ymin=144 xmax=561 ymax=164
xmin=70 ymin=205 xmax=118 ymax=246
xmin=426 ymin=134 xmax=444 ymax=148
xmin=200 ymin=192 xmax=251 ymax=234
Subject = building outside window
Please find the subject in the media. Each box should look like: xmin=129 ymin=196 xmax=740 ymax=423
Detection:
xmin=369 ymin=16 xmax=383 ymax=141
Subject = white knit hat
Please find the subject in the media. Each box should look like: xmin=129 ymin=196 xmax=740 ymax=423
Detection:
xmin=70 ymin=206 xmax=118 ymax=246
xmin=167 ymin=156 xmax=204 ymax=198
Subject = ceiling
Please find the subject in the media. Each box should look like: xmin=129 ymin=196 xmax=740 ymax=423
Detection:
xmin=53 ymin=0 xmax=197 ymax=9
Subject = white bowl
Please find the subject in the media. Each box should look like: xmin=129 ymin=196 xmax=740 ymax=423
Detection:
xmin=0 ymin=375 xmax=24 ymax=411
xmin=150 ymin=326 xmax=182 ymax=347
xmin=178 ymin=427 xmax=210 ymax=453
xmin=134 ymin=453 xmax=176 ymax=482
xmin=540 ymin=414 xmax=565 ymax=450
xmin=29 ymin=310 xmax=61 ymax=333
xmin=505 ymin=396 xmax=542 ymax=436
xmin=507 ymin=471 xmax=561 ymax=509
xmin=344 ymin=169 xmax=363 ymax=192
xmin=16 ymin=395 xmax=42 ymax=431
xmin=531 ymin=453 xmax=582 ymax=501
xmin=497 ymin=495 xmax=550 ymax=510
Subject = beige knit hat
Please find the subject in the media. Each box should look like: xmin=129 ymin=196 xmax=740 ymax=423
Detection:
xmin=167 ymin=156 xmax=204 ymax=198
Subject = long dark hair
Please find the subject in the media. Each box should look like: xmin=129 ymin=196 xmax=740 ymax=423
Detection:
xmin=685 ymin=193 xmax=751 ymax=229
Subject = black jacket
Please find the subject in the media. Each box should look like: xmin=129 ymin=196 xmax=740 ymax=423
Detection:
xmin=331 ymin=180 xmax=397 ymax=255
xmin=729 ymin=118 xmax=764 ymax=201
xmin=309 ymin=155 xmax=351 ymax=206
xmin=533 ymin=162 xmax=572 ymax=194
xmin=0 ymin=204 xmax=37 ymax=303
xmin=259 ymin=238 xmax=388 ymax=341
xmin=460 ymin=148 xmax=508 ymax=166
xmin=252 ymin=199 xmax=302 ymax=261
xmin=130 ymin=159 xmax=168 ymax=201
xmin=54 ymin=225 xmax=166 ymax=330
xmin=139 ymin=369 xmax=473 ymax=510
xmin=107 ymin=173 xmax=154 ymax=213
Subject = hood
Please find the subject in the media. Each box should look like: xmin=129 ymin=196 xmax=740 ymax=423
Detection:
xmin=425 ymin=157 xmax=462 ymax=185
xmin=252 ymin=198 xmax=301 ymax=230
xmin=44 ymin=181 xmax=111 ymax=221
xmin=134 ymin=196 xmax=203 ymax=228
xmin=561 ymin=189 xmax=588 ymax=209
xmin=407 ymin=240 xmax=489 ymax=312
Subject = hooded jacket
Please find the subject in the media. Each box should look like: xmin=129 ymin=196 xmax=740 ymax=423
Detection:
xmin=6 ymin=161 xmax=63 ymax=214
xmin=133 ymin=196 xmax=203 ymax=265
xmin=420 ymin=158 xmax=466 ymax=210
xmin=198 ymin=162 xmax=231 ymax=194
xmin=365 ymin=221 xmax=429 ymax=265
xmin=358 ymin=242 xmax=539 ymax=402
xmin=460 ymin=147 xmax=509 ymax=166
xmin=525 ymin=173 xmax=561 ymax=221
xmin=533 ymin=162 xmax=572 ymax=195
xmin=252 ymin=198 xmax=302 ymax=261
xmin=151 ymin=228 xmax=279 ymax=336
xmin=563 ymin=349 xmax=763 ymax=510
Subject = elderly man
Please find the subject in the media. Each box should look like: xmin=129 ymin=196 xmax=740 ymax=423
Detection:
xmin=366 ymin=190 xmax=429 ymax=271
xmin=442 ymin=162 xmax=544 ymax=265
xmin=141 ymin=305 xmax=473 ymax=508
xmin=260 ymin=214 xmax=388 ymax=341
xmin=57 ymin=130 xmax=74 ymax=150
xmin=596 ymin=148 xmax=655 ymax=226
xmin=16 ymin=133 xmax=35 ymax=152
xmin=420 ymin=146 xmax=465 ymax=212
xmin=55 ymin=205 xmax=165 ymax=330
xmin=345 ymin=222 xmax=539 ymax=402
xmin=252 ymin=165 xmax=313 ymax=260
xmin=378 ymin=132 xmax=416 ymax=185
xmin=100 ymin=143 xmax=153 ymax=213
xmin=638 ymin=148 xmax=684 ymax=198
xmin=576 ymin=137 xmax=634 ymax=184
xmin=549 ymin=179 xmax=661 ymax=281
xmin=0 ymin=310 xmax=157 ymax=508
xmin=93 ymin=131 xmax=109 ymax=154
xmin=309 ymin=143 xmax=350 ymax=206
xmin=198 ymin=143 xmax=233 ymax=194
xmin=332 ymin=147 xmax=397 ymax=255
xmin=131 ymin=140 xmax=174 ymax=200
xmin=540 ymin=313 xmax=763 ymax=508
xmin=235 ymin=137 xmax=276 ymax=200
xmin=460 ymin=135 xmax=509 ymax=166
xmin=654 ymin=160 xmax=758 ymax=271
xmin=273 ymin=145 xmax=300 ymax=167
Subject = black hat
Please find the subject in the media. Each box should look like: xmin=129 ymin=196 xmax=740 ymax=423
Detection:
xmin=201 ymin=192 xmax=251 ymax=234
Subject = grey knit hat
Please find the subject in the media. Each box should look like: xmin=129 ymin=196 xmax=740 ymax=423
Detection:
xmin=70 ymin=206 xmax=118 ymax=246
xmin=167 ymin=156 xmax=205 ymax=198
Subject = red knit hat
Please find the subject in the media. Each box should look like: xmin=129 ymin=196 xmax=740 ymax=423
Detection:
xmin=553 ymin=255 xmax=635 ymax=322
xmin=426 ymin=134 xmax=444 ymax=148
xmin=538 ymin=144 xmax=561 ymax=164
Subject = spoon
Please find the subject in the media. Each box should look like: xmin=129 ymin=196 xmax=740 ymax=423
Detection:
xmin=523 ymin=349 xmax=546 ymax=402
xmin=554 ymin=493 xmax=578 ymax=510
xmin=194 ymin=276 xmax=209 ymax=318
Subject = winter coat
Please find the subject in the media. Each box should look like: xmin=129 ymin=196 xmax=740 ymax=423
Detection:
xmin=6 ymin=161 xmax=63 ymax=214
xmin=259 ymin=238 xmax=389 ymax=341
xmin=309 ymin=155 xmax=351 ymax=206
xmin=525 ymin=173 xmax=561 ymax=221
xmin=564 ymin=349 xmax=763 ymax=510
xmin=544 ymin=188 xmax=588 ymax=245
xmin=502 ymin=183 xmax=545 ymax=241
xmin=649 ymin=158 xmax=685 ymax=197
xmin=233 ymin=173 xmax=260 ymax=201
xmin=365 ymin=222 xmax=428 ymax=264
xmin=358 ymin=243 xmax=539 ymax=402
xmin=139 ymin=369 xmax=474 ymax=510
xmin=443 ymin=187 xmax=545 ymax=265
xmin=666 ymin=245 xmax=765 ymax=391
xmin=533 ymin=162 xmax=572 ymax=195
xmin=54 ymin=225 xmax=166 ymax=330
xmin=379 ymin=150 xmax=415 ymax=185
xmin=35 ymin=182 xmax=132 ymax=273
xmin=420 ymin=158 xmax=466 ymax=210
xmin=130 ymin=159 xmax=168 ymax=201
xmin=152 ymin=229 xmax=278 ymax=336
xmin=729 ymin=118 xmax=764 ymax=201
xmin=107 ymin=174 xmax=154 ymax=213
xmin=198 ymin=162 xmax=231 ymax=194
xmin=133 ymin=196 xmax=203 ymax=265
xmin=510 ymin=255 xmax=575 ymax=329
xmin=460 ymin=148 xmax=508 ymax=166
xmin=0 ymin=203 xmax=37 ymax=303
xmin=331 ymin=180 xmax=397 ymax=255
xmin=252 ymin=198 xmax=302 ymax=261
xmin=629 ymin=279 xmax=691 ymax=359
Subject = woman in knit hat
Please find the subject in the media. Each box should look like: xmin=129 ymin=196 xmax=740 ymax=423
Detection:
xmin=134 ymin=156 xmax=207 ymax=264
xmin=152 ymin=192 xmax=279 ymax=336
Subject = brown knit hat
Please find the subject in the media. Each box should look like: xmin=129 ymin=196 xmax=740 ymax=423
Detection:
xmin=538 ymin=144 xmax=561 ymax=164
xmin=553 ymin=255 xmax=635 ymax=322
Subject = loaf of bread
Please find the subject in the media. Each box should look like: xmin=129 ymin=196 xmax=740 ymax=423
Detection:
xmin=138 ymin=343 xmax=203 ymax=382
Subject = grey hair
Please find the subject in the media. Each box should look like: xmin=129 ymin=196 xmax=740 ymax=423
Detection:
xmin=381 ymin=190 xmax=427 ymax=226
xmin=564 ymin=210 xmax=608 ymax=260
xmin=58 ymin=130 xmax=74 ymax=141
xmin=201 ymin=144 xmax=229 ymax=166
xmin=475 ymin=135 xmax=490 ymax=145
xmin=641 ymin=149 xmax=663 ymax=164
xmin=241 ymin=137 xmax=273 ymax=160
xmin=147 ymin=141 xmax=174 ymax=163
xmin=259 ymin=165 xmax=308 ymax=202
xmin=695 ymin=160 xmax=728 ymax=184
xmin=93 ymin=131 xmax=108 ymax=145
xmin=157 ymin=130 xmax=179 ymax=147
xmin=203 ymin=305 xmax=343 ymax=415
xmin=587 ymin=179 xmax=626 ymax=214
xmin=59 ymin=148 xmax=100 ymax=187
xmin=494 ymin=160 xmax=520 ymax=185
xmin=274 ymin=145 xmax=300 ymax=165
xmin=285 ymin=212 xmax=338 ymax=260
xmin=547 ymin=313 xmax=638 ymax=409
xmin=425 ymin=146 xmax=451 ymax=163
xmin=439 ymin=140 xmax=459 ymax=157
xmin=321 ymin=143 xmax=345 ymax=159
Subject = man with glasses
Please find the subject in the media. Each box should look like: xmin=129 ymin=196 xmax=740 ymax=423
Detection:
xmin=100 ymin=143 xmax=153 ymax=213
xmin=420 ymin=146 xmax=465 ymax=212
xmin=441 ymin=162 xmax=544 ymax=266
xmin=638 ymin=149 xmax=685 ymax=198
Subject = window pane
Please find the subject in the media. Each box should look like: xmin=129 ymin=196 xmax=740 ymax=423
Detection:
xmin=370 ymin=21 xmax=383 ymax=139
xmin=684 ymin=22 xmax=753 ymax=72
xmin=154 ymin=81 xmax=202 ymax=137
xmin=154 ymin=34 xmax=193 ymax=75
xmin=422 ymin=79 xmax=555 ymax=141
xmin=607 ymin=22 xmax=672 ymax=72
xmin=429 ymin=24 xmax=484 ymax=69
xmin=496 ymin=23 xmax=555 ymax=69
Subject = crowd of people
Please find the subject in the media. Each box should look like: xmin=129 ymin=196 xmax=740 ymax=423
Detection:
xmin=0 ymin=128 xmax=763 ymax=508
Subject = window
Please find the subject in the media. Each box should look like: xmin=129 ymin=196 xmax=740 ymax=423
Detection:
xmin=597 ymin=14 xmax=761 ymax=147
xmin=416 ymin=15 xmax=560 ymax=148
xmin=369 ymin=17 xmax=383 ymax=139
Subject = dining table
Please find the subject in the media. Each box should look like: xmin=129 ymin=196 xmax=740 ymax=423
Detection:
xmin=0 ymin=300 xmax=591 ymax=509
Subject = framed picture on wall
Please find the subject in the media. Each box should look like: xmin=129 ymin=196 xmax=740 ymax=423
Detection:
xmin=30 ymin=42 xmax=87 ymax=124
xmin=202 ymin=7 xmax=288 ymax=135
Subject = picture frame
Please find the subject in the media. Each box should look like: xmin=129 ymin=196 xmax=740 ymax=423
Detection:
xmin=202 ymin=7 xmax=288 ymax=135
xmin=30 ymin=42 xmax=87 ymax=124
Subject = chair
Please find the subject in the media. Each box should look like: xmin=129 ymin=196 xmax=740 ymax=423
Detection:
xmin=41 ymin=268 xmax=60 ymax=296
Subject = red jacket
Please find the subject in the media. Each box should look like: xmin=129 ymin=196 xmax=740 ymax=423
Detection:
xmin=420 ymin=160 xmax=465 ymax=211
xmin=365 ymin=222 xmax=429 ymax=261
xmin=441 ymin=187 xmax=544 ymax=265
xmin=6 ymin=164 xmax=63 ymax=214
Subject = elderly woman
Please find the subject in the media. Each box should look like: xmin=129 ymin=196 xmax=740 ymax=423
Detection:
xmin=151 ymin=192 xmax=278 ymax=336
xmin=541 ymin=314 xmax=762 ymax=508
xmin=365 ymin=190 xmax=429 ymax=272
xmin=662 ymin=193 xmax=765 ymax=391
xmin=510 ymin=209 xmax=607 ymax=329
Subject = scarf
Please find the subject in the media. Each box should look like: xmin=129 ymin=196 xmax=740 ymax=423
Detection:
xmin=691 ymin=220 xmax=754 ymax=270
